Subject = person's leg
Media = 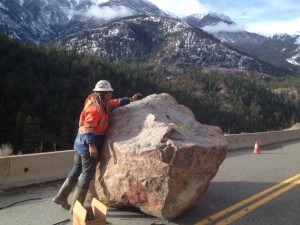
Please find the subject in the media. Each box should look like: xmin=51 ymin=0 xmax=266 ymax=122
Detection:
xmin=78 ymin=154 xmax=97 ymax=189
xmin=68 ymin=152 xmax=83 ymax=182
xmin=52 ymin=178 xmax=77 ymax=210
xmin=69 ymin=154 xmax=97 ymax=213
xmin=53 ymin=152 xmax=82 ymax=210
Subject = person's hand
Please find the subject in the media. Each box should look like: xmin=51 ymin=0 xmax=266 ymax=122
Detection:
xmin=130 ymin=93 xmax=142 ymax=102
xmin=89 ymin=144 xmax=98 ymax=159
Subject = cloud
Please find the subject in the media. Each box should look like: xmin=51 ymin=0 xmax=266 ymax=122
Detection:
xmin=97 ymin=0 xmax=109 ymax=3
xmin=148 ymin=0 xmax=207 ymax=17
xmin=246 ymin=17 xmax=300 ymax=35
xmin=77 ymin=5 xmax=134 ymax=20
xmin=222 ymin=0 xmax=300 ymax=34
xmin=202 ymin=22 xmax=245 ymax=33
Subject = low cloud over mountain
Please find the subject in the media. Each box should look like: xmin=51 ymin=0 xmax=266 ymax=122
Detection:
xmin=202 ymin=22 xmax=245 ymax=33
xmin=77 ymin=5 xmax=134 ymax=20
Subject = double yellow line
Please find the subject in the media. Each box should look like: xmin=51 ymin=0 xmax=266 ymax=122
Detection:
xmin=195 ymin=173 xmax=300 ymax=225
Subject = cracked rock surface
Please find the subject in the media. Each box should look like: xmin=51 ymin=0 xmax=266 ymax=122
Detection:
xmin=90 ymin=93 xmax=227 ymax=220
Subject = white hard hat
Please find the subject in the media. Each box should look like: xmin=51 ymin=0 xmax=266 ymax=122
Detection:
xmin=93 ymin=80 xmax=114 ymax=92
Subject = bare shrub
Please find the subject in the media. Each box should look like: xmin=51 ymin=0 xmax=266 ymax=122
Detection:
xmin=0 ymin=143 xmax=14 ymax=157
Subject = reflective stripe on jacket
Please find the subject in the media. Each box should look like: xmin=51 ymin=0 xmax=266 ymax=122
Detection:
xmin=78 ymin=95 xmax=121 ymax=135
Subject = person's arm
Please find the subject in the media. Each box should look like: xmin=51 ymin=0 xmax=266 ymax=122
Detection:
xmin=88 ymin=143 xmax=98 ymax=158
xmin=108 ymin=93 xmax=143 ymax=109
xmin=129 ymin=93 xmax=142 ymax=103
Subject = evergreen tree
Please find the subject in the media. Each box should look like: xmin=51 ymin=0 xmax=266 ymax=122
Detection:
xmin=20 ymin=116 xmax=41 ymax=154
xmin=0 ymin=108 xmax=6 ymax=143
xmin=1 ymin=34 xmax=300 ymax=152
xmin=11 ymin=112 xmax=26 ymax=154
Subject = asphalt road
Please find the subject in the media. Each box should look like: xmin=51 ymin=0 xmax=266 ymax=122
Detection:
xmin=188 ymin=139 xmax=300 ymax=225
xmin=1 ymin=139 xmax=299 ymax=225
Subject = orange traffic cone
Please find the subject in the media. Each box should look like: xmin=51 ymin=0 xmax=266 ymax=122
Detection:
xmin=253 ymin=140 xmax=260 ymax=154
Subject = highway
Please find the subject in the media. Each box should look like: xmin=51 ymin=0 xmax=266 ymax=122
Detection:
xmin=0 ymin=139 xmax=299 ymax=225
xmin=182 ymin=139 xmax=300 ymax=225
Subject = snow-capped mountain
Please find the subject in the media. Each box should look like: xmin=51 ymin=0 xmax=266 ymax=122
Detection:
xmin=183 ymin=12 xmax=234 ymax=28
xmin=0 ymin=0 xmax=170 ymax=43
xmin=271 ymin=32 xmax=300 ymax=45
xmin=0 ymin=0 xmax=299 ymax=74
xmin=270 ymin=33 xmax=300 ymax=67
xmin=54 ymin=15 xmax=289 ymax=75
xmin=183 ymin=13 xmax=300 ymax=70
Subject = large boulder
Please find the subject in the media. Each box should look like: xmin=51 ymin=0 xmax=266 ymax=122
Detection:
xmin=90 ymin=93 xmax=227 ymax=220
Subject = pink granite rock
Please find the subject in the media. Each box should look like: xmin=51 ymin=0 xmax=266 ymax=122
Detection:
xmin=90 ymin=93 xmax=227 ymax=220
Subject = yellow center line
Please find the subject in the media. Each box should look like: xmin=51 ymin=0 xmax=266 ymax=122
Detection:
xmin=195 ymin=173 xmax=300 ymax=225
xmin=216 ymin=179 xmax=300 ymax=225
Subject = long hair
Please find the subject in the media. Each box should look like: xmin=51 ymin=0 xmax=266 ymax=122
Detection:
xmin=85 ymin=92 xmax=108 ymax=112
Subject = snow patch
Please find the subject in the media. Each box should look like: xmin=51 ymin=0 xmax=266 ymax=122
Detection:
xmin=109 ymin=28 xmax=121 ymax=36
xmin=286 ymin=54 xmax=300 ymax=66
xmin=0 ymin=2 xmax=8 ymax=10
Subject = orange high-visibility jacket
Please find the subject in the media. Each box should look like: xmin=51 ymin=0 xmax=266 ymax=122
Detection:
xmin=78 ymin=95 xmax=121 ymax=135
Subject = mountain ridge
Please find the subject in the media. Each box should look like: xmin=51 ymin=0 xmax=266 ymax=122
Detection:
xmin=183 ymin=13 xmax=300 ymax=70
xmin=54 ymin=15 xmax=292 ymax=76
xmin=1 ymin=0 xmax=299 ymax=75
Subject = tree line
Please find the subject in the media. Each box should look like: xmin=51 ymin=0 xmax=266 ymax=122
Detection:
xmin=1 ymin=34 xmax=300 ymax=154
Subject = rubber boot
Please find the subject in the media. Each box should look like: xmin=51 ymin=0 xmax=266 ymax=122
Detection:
xmin=69 ymin=186 xmax=88 ymax=214
xmin=52 ymin=178 xmax=76 ymax=210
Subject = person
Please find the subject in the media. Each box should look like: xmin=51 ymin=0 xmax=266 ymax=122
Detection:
xmin=52 ymin=80 xmax=141 ymax=213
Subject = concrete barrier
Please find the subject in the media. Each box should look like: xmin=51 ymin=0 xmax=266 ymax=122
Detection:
xmin=225 ymin=129 xmax=300 ymax=150
xmin=0 ymin=150 xmax=74 ymax=189
xmin=1 ymin=129 xmax=300 ymax=189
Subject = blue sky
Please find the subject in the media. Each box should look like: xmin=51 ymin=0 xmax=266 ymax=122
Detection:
xmin=148 ymin=0 xmax=300 ymax=35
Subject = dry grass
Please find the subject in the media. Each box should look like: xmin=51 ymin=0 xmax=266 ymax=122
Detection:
xmin=0 ymin=143 xmax=14 ymax=156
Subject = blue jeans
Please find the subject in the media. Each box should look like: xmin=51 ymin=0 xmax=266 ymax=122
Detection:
xmin=68 ymin=152 xmax=97 ymax=189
